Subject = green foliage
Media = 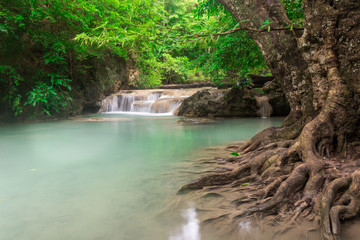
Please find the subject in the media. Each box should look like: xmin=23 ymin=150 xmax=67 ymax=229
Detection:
xmin=196 ymin=0 xmax=225 ymax=18
xmin=0 ymin=65 xmax=24 ymax=115
xmin=190 ymin=2 xmax=270 ymax=83
xmin=135 ymin=57 xmax=163 ymax=89
xmin=194 ymin=30 xmax=270 ymax=84
xmin=73 ymin=0 xmax=166 ymax=87
xmin=260 ymin=19 xmax=273 ymax=32
xmin=281 ymin=0 xmax=304 ymax=27
xmin=44 ymin=43 xmax=67 ymax=65
xmin=160 ymin=54 xmax=191 ymax=84
xmin=24 ymin=70 xmax=72 ymax=117
xmin=25 ymin=82 xmax=67 ymax=116
xmin=0 ymin=0 xmax=303 ymax=118
xmin=0 ymin=0 xmax=100 ymax=117
xmin=149 ymin=0 xmax=269 ymax=85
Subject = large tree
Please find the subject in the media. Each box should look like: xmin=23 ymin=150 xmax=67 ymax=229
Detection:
xmin=181 ymin=1 xmax=360 ymax=239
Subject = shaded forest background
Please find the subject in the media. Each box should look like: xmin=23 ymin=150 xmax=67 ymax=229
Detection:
xmin=0 ymin=0 xmax=302 ymax=119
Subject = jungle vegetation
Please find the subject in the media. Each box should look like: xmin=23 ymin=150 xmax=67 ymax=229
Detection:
xmin=1 ymin=1 xmax=360 ymax=240
xmin=0 ymin=0 xmax=270 ymax=117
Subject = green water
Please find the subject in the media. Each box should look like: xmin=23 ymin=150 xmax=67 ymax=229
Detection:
xmin=0 ymin=115 xmax=282 ymax=240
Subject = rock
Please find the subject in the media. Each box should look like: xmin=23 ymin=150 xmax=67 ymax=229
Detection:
xmin=176 ymin=80 xmax=290 ymax=118
xmin=76 ymin=118 xmax=130 ymax=122
xmin=176 ymin=87 xmax=258 ymax=117
xmin=263 ymin=80 xmax=290 ymax=116
xmin=247 ymin=74 xmax=274 ymax=87
xmin=255 ymin=96 xmax=273 ymax=118
xmin=160 ymin=82 xmax=213 ymax=89
xmin=177 ymin=118 xmax=217 ymax=125
xmin=176 ymin=90 xmax=226 ymax=117
xmin=223 ymin=87 xmax=258 ymax=117
xmin=66 ymin=53 xmax=129 ymax=116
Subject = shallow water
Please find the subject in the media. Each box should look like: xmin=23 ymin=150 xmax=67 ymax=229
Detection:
xmin=0 ymin=115 xmax=283 ymax=240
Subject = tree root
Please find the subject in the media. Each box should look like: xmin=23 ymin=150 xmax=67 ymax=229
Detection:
xmin=262 ymin=175 xmax=289 ymax=199
xmin=240 ymin=124 xmax=300 ymax=153
xmin=178 ymin=143 xmax=293 ymax=193
xmin=321 ymin=170 xmax=360 ymax=240
xmin=229 ymin=163 xmax=310 ymax=219
xmin=179 ymin=116 xmax=360 ymax=239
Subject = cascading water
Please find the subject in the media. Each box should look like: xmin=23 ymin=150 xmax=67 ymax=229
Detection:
xmin=101 ymin=89 xmax=197 ymax=115
xmin=119 ymin=95 xmax=136 ymax=111
xmin=255 ymin=96 xmax=273 ymax=118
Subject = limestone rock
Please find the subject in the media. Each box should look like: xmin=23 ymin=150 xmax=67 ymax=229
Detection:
xmin=177 ymin=81 xmax=290 ymax=118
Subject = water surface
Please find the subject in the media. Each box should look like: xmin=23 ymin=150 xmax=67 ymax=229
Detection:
xmin=0 ymin=115 xmax=283 ymax=240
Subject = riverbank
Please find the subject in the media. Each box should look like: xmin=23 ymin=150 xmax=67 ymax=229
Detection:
xmin=172 ymin=140 xmax=360 ymax=240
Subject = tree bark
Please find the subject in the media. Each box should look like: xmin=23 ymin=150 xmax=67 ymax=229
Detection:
xmin=218 ymin=0 xmax=314 ymax=130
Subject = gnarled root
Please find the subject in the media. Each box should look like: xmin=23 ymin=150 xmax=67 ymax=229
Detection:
xmin=240 ymin=124 xmax=300 ymax=153
xmin=321 ymin=170 xmax=360 ymax=240
xmin=231 ymin=163 xmax=310 ymax=218
xmin=178 ymin=142 xmax=293 ymax=193
xmin=179 ymin=113 xmax=360 ymax=239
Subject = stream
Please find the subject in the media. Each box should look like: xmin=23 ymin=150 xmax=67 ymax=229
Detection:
xmin=0 ymin=115 xmax=283 ymax=240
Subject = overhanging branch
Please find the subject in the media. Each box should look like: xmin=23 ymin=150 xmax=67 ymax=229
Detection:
xmin=171 ymin=26 xmax=303 ymax=39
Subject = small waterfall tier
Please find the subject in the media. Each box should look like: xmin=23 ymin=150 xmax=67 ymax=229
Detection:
xmin=255 ymin=96 xmax=273 ymax=118
xmin=101 ymin=89 xmax=198 ymax=115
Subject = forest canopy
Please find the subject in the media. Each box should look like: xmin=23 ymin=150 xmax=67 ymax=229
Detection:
xmin=0 ymin=0 xmax=301 ymax=117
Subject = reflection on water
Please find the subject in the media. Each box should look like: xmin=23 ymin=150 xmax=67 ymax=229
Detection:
xmin=0 ymin=115 xmax=283 ymax=240
xmin=169 ymin=206 xmax=200 ymax=240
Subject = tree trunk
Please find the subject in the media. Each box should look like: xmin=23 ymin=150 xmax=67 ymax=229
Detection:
xmin=217 ymin=0 xmax=314 ymax=131
xmin=180 ymin=1 xmax=360 ymax=239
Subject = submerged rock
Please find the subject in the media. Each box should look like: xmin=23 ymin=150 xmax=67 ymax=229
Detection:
xmin=76 ymin=118 xmax=130 ymax=122
xmin=177 ymin=118 xmax=217 ymax=125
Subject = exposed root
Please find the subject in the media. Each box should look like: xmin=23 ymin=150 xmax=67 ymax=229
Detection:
xmin=321 ymin=170 xmax=360 ymax=240
xmin=178 ymin=144 xmax=291 ymax=193
xmin=262 ymin=175 xmax=289 ymax=199
xmin=232 ymin=163 xmax=310 ymax=218
xmin=230 ymin=175 xmax=259 ymax=188
xmin=318 ymin=138 xmax=332 ymax=158
xmin=240 ymin=124 xmax=301 ymax=153
xmin=292 ymin=198 xmax=313 ymax=220
xmin=240 ymin=127 xmax=283 ymax=153
xmin=179 ymin=114 xmax=360 ymax=239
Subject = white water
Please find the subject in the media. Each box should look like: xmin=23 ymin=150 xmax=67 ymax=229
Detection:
xmin=255 ymin=96 xmax=272 ymax=118
xmin=101 ymin=90 xmax=194 ymax=115
xmin=103 ymin=111 xmax=174 ymax=116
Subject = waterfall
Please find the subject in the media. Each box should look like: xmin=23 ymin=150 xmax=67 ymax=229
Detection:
xmin=147 ymin=92 xmax=162 ymax=101
xmin=101 ymin=90 xmax=195 ymax=115
xmin=255 ymin=96 xmax=273 ymax=118
xmin=118 ymin=95 xmax=135 ymax=111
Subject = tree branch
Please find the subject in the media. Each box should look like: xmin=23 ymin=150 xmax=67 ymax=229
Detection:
xmin=170 ymin=26 xmax=303 ymax=39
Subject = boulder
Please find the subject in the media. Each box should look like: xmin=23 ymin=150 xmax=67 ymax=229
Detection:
xmin=262 ymin=81 xmax=290 ymax=116
xmin=177 ymin=87 xmax=258 ymax=117
xmin=177 ymin=80 xmax=290 ymax=118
